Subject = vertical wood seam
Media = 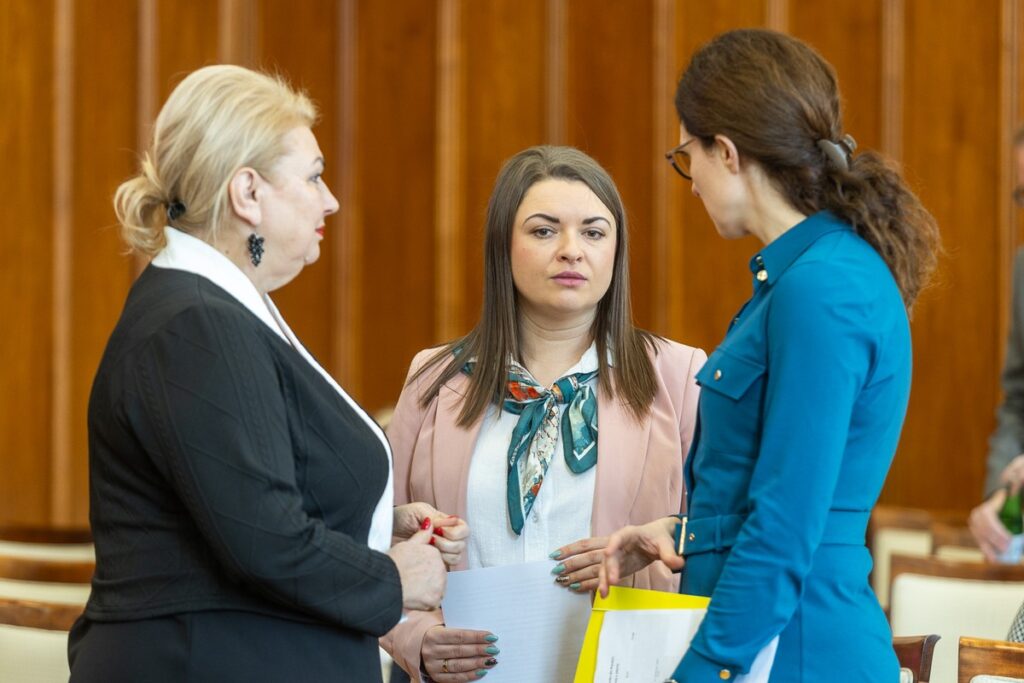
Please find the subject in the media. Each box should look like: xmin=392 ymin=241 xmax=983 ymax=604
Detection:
xmin=136 ymin=0 xmax=157 ymax=279
xmin=881 ymin=0 xmax=905 ymax=164
xmin=766 ymin=0 xmax=789 ymax=32
xmin=546 ymin=0 xmax=567 ymax=144
xmin=52 ymin=0 xmax=74 ymax=524
xmin=435 ymin=0 xmax=465 ymax=343
xmin=998 ymin=0 xmax=1020 ymax=376
xmin=652 ymin=0 xmax=674 ymax=334
xmin=218 ymin=0 xmax=257 ymax=66
xmin=334 ymin=0 xmax=360 ymax=392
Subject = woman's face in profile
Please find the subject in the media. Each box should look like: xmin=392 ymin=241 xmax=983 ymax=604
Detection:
xmin=256 ymin=126 xmax=339 ymax=289
xmin=510 ymin=178 xmax=616 ymax=323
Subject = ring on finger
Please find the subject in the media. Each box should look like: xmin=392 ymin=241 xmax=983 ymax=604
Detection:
xmin=442 ymin=658 xmax=450 ymax=674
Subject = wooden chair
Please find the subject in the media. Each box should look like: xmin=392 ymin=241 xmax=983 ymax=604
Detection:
xmin=894 ymin=634 xmax=941 ymax=682
xmin=0 ymin=525 xmax=92 ymax=544
xmin=958 ymin=636 xmax=1024 ymax=682
xmin=869 ymin=505 xmax=935 ymax=610
xmin=0 ymin=597 xmax=80 ymax=682
xmin=0 ymin=554 xmax=94 ymax=584
xmin=890 ymin=555 xmax=1024 ymax=683
xmin=931 ymin=522 xmax=984 ymax=564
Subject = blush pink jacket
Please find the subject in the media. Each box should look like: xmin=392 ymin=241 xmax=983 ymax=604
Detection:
xmin=380 ymin=338 xmax=706 ymax=680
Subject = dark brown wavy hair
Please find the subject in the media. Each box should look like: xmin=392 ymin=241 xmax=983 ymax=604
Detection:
xmin=412 ymin=145 xmax=659 ymax=426
xmin=676 ymin=29 xmax=939 ymax=307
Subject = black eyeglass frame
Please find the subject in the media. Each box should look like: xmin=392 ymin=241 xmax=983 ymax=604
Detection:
xmin=665 ymin=138 xmax=696 ymax=180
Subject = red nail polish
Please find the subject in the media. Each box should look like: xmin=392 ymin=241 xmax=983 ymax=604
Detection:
xmin=429 ymin=536 xmax=436 ymax=546
xmin=433 ymin=527 xmax=445 ymax=537
xmin=420 ymin=518 xmax=432 ymax=530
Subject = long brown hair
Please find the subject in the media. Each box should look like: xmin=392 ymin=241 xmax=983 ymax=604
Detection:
xmin=675 ymin=29 xmax=939 ymax=307
xmin=412 ymin=145 xmax=659 ymax=426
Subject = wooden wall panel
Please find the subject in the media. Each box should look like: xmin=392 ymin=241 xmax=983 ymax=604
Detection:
xmin=887 ymin=1 xmax=1004 ymax=510
xmin=257 ymin=0 xmax=338 ymax=369
xmin=0 ymin=0 xmax=55 ymax=525
xmin=3 ymin=0 xmax=1023 ymax=525
xmin=674 ymin=0 xmax=767 ymax=354
xmin=353 ymin=0 xmax=438 ymax=410
xmin=458 ymin=0 xmax=548 ymax=336
xmin=565 ymin=0 xmax=657 ymax=331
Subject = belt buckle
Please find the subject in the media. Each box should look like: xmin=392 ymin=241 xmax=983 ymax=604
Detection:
xmin=676 ymin=516 xmax=688 ymax=555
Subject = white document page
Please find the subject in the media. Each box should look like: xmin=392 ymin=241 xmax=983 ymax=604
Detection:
xmin=441 ymin=560 xmax=593 ymax=682
xmin=594 ymin=609 xmax=778 ymax=683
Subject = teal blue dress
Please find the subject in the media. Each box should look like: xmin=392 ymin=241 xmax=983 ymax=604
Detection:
xmin=672 ymin=211 xmax=905 ymax=682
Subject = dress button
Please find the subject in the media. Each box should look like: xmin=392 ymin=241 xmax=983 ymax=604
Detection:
xmin=756 ymin=269 xmax=768 ymax=282
xmin=719 ymin=670 xmax=732 ymax=680
xmin=713 ymin=369 xmax=722 ymax=381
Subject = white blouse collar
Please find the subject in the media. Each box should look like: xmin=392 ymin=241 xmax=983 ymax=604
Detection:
xmin=150 ymin=226 xmax=288 ymax=343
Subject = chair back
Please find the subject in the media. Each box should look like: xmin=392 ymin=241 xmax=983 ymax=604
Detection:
xmin=0 ymin=597 xmax=79 ymax=683
xmin=931 ymin=523 xmax=985 ymax=564
xmin=895 ymin=634 xmax=941 ymax=682
xmin=0 ymin=553 xmax=94 ymax=584
xmin=958 ymin=636 xmax=1024 ymax=683
xmin=890 ymin=555 xmax=1024 ymax=683
xmin=870 ymin=505 xmax=934 ymax=609
xmin=0 ymin=525 xmax=92 ymax=544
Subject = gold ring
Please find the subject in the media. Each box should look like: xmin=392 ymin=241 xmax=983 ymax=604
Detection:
xmin=442 ymin=658 xmax=450 ymax=674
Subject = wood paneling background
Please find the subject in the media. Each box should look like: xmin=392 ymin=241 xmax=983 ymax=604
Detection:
xmin=2 ymin=0 xmax=1021 ymax=525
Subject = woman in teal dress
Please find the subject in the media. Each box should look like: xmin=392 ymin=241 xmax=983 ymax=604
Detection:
xmin=598 ymin=29 xmax=940 ymax=682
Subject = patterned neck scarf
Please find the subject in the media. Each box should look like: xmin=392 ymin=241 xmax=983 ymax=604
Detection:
xmin=463 ymin=356 xmax=599 ymax=535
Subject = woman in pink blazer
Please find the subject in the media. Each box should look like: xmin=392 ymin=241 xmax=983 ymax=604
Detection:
xmin=382 ymin=146 xmax=704 ymax=682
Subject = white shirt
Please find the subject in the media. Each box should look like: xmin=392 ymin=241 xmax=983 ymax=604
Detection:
xmin=465 ymin=344 xmax=599 ymax=568
xmin=151 ymin=226 xmax=394 ymax=552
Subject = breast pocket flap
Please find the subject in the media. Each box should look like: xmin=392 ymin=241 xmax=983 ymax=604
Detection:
xmin=695 ymin=350 xmax=766 ymax=401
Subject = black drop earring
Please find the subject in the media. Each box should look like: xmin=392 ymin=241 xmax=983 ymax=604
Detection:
xmin=247 ymin=233 xmax=265 ymax=267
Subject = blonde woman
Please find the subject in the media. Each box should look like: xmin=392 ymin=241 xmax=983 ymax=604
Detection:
xmin=69 ymin=65 xmax=462 ymax=682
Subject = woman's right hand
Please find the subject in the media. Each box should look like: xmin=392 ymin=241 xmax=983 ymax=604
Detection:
xmin=421 ymin=625 xmax=499 ymax=681
xmin=598 ymin=516 xmax=683 ymax=598
xmin=969 ymin=487 xmax=1012 ymax=561
xmin=387 ymin=520 xmax=447 ymax=611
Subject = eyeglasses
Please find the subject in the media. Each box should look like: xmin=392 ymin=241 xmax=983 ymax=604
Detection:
xmin=665 ymin=139 xmax=696 ymax=180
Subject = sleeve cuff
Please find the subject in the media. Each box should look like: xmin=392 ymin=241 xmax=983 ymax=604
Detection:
xmin=671 ymin=647 xmax=739 ymax=681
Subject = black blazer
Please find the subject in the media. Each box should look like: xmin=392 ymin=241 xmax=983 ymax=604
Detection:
xmin=70 ymin=266 xmax=401 ymax=681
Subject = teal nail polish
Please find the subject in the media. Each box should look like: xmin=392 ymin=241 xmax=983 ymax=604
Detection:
xmin=549 ymin=550 xmax=562 ymax=559
xmin=551 ymin=563 xmax=565 ymax=575
xmin=485 ymin=645 xmax=500 ymax=655
xmin=475 ymin=670 xmax=488 ymax=678
xmin=484 ymin=635 xmax=499 ymax=642
xmin=570 ymin=582 xmax=581 ymax=591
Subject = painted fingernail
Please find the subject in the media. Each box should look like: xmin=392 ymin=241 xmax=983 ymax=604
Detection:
xmin=570 ymin=582 xmax=581 ymax=591
xmin=484 ymin=635 xmax=499 ymax=642
xmin=549 ymin=550 xmax=562 ymax=559
xmin=551 ymin=564 xmax=565 ymax=575
xmin=475 ymin=670 xmax=488 ymax=678
xmin=420 ymin=518 xmax=432 ymax=530
xmin=485 ymin=658 xmax=498 ymax=666
xmin=433 ymin=527 xmax=445 ymax=537
xmin=555 ymin=575 xmax=569 ymax=584
xmin=485 ymin=646 xmax=500 ymax=655
xmin=429 ymin=536 xmax=436 ymax=546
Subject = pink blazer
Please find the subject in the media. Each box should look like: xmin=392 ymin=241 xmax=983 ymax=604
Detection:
xmin=381 ymin=338 xmax=706 ymax=680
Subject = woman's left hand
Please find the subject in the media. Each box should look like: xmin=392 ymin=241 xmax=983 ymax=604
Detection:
xmin=393 ymin=502 xmax=469 ymax=567
xmin=549 ymin=536 xmax=609 ymax=593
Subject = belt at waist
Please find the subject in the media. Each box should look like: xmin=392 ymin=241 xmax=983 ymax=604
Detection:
xmin=677 ymin=509 xmax=870 ymax=556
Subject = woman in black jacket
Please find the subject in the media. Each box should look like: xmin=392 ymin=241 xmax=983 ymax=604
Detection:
xmin=68 ymin=64 xmax=461 ymax=683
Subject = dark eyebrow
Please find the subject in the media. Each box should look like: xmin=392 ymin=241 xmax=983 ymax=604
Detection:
xmin=524 ymin=213 xmax=560 ymax=223
xmin=583 ymin=216 xmax=612 ymax=226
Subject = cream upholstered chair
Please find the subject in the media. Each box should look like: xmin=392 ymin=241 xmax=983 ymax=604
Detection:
xmin=931 ymin=523 xmax=985 ymax=564
xmin=958 ymin=636 xmax=1024 ymax=682
xmin=869 ymin=506 xmax=935 ymax=610
xmin=890 ymin=555 xmax=1024 ymax=683
xmin=895 ymin=634 xmax=941 ymax=682
xmin=0 ymin=597 xmax=80 ymax=683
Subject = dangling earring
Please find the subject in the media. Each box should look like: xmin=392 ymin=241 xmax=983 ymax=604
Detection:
xmin=247 ymin=233 xmax=265 ymax=267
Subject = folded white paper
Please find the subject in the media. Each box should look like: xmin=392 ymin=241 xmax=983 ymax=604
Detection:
xmin=441 ymin=560 xmax=593 ymax=682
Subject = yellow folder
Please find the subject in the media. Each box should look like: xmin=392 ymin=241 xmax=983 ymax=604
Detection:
xmin=573 ymin=586 xmax=710 ymax=682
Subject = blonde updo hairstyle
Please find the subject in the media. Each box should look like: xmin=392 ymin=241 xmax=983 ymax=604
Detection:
xmin=115 ymin=64 xmax=317 ymax=256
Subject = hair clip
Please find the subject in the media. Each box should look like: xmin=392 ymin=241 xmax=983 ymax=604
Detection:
xmin=816 ymin=134 xmax=856 ymax=173
xmin=167 ymin=200 xmax=187 ymax=221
